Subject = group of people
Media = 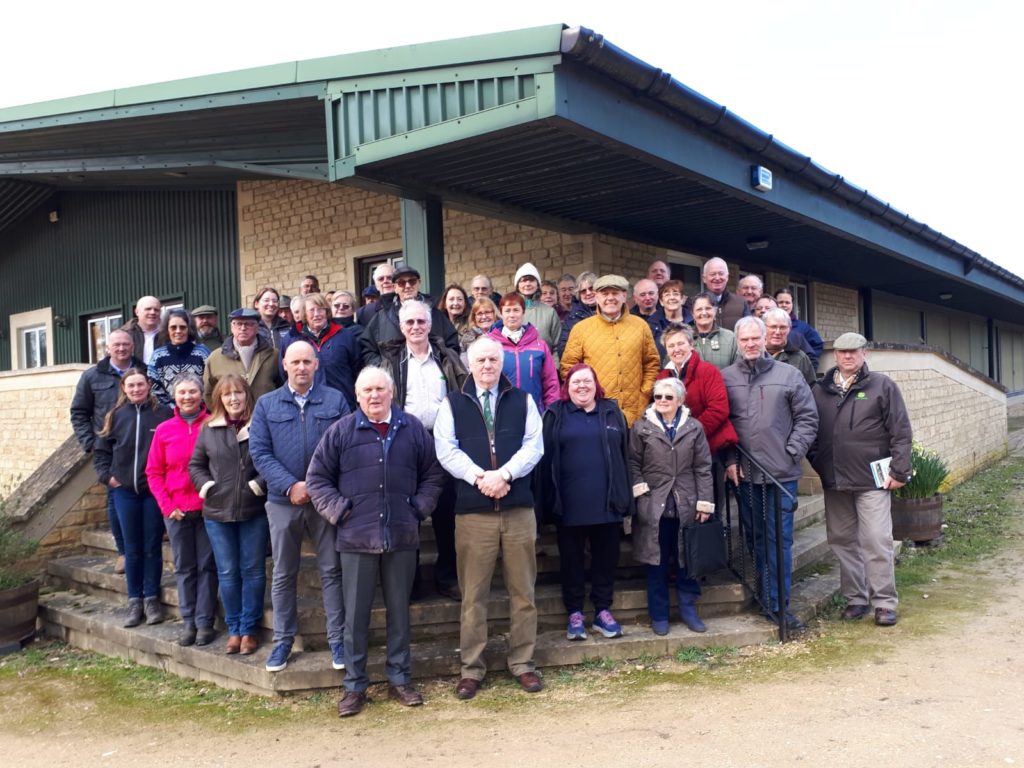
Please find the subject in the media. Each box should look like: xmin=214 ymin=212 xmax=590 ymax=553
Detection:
xmin=69 ymin=254 xmax=912 ymax=717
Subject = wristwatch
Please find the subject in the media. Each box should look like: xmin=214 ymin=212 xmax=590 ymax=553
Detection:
xmin=501 ymin=469 xmax=512 ymax=483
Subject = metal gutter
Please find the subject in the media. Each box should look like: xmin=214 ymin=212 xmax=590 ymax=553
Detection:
xmin=560 ymin=26 xmax=1022 ymax=290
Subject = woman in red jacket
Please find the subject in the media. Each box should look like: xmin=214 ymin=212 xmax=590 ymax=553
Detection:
xmin=146 ymin=372 xmax=217 ymax=647
xmin=657 ymin=325 xmax=738 ymax=508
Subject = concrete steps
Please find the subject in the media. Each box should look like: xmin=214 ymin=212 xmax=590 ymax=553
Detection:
xmin=39 ymin=590 xmax=779 ymax=697
xmin=42 ymin=493 xmax=835 ymax=696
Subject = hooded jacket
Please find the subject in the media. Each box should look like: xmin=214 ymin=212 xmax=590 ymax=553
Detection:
xmin=488 ymin=322 xmax=560 ymax=410
xmin=189 ymin=416 xmax=267 ymax=523
xmin=721 ymin=354 xmax=818 ymax=484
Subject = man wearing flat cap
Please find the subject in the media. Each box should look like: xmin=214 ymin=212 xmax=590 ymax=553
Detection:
xmin=361 ymin=265 xmax=460 ymax=366
xmin=560 ymin=274 xmax=660 ymax=426
xmin=191 ymin=305 xmax=224 ymax=352
xmin=204 ymin=307 xmax=282 ymax=403
xmin=808 ymin=332 xmax=913 ymax=627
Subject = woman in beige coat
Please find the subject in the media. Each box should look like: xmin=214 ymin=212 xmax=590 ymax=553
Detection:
xmin=629 ymin=377 xmax=715 ymax=635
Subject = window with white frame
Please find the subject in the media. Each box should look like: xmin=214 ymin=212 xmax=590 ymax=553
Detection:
xmin=86 ymin=312 xmax=123 ymax=364
xmin=790 ymin=282 xmax=810 ymax=323
xmin=20 ymin=325 xmax=47 ymax=369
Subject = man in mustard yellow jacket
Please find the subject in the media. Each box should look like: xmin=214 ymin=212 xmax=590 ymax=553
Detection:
xmin=560 ymin=274 xmax=661 ymax=426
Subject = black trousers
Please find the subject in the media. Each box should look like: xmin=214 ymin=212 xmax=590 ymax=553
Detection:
xmin=431 ymin=475 xmax=458 ymax=585
xmin=556 ymin=522 xmax=621 ymax=615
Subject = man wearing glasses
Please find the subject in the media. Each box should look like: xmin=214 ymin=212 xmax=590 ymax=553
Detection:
xmin=361 ymin=265 xmax=460 ymax=366
xmin=356 ymin=263 xmax=396 ymax=325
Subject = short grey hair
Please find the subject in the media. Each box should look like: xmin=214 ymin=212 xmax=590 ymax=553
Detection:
xmin=653 ymin=376 xmax=686 ymax=401
xmin=170 ymin=372 xmax=204 ymax=396
xmin=576 ymin=271 xmax=598 ymax=294
xmin=398 ymin=299 xmax=432 ymax=328
xmin=467 ymin=334 xmax=502 ymax=362
xmin=738 ymin=274 xmax=764 ymax=290
xmin=661 ymin=324 xmax=694 ymax=347
xmin=702 ymin=257 xmax=729 ymax=277
xmin=762 ymin=308 xmax=791 ymax=328
xmin=734 ymin=315 xmax=766 ymax=338
xmin=355 ymin=365 xmax=394 ymax=392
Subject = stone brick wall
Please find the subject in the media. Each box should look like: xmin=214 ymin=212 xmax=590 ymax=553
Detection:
xmin=813 ymin=282 xmax=860 ymax=342
xmin=821 ymin=347 xmax=1007 ymax=486
xmin=35 ymin=481 xmax=108 ymax=559
xmin=0 ymin=366 xmax=83 ymax=499
xmin=237 ymin=180 xmax=400 ymax=303
xmin=237 ymin=180 xmax=676 ymax=299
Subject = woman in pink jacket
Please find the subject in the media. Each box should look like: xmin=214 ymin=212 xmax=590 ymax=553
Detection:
xmin=146 ymin=372 xmax=217 ymax=647
xmin=488 ymin=292 xmax=560 ymax=411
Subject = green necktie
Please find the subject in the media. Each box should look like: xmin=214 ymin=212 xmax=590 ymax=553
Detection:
xmin=482 ymin=390 xmax=494 ymax=434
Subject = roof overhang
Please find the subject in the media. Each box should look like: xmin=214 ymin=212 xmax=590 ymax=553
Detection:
xmin=1 ymin=24 xmax=1021 ymax=323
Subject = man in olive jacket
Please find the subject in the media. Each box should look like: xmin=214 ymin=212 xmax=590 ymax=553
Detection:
xmin=808 ymin=332 xmax=912 ymax=627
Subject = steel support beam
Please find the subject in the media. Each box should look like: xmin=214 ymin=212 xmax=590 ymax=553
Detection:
xmin=400 ymin=197 xmax=445 ymax=297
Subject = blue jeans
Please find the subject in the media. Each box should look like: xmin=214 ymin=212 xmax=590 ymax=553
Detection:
xmin=737 ymin=480 xmax=797 ymax=613
xmin=111 ymin=487 xmax=164 ymax=599
xmin=108 ymin=487 xmax=125 ymax=555
xmin=204 ymin=516 xmax=270 ymax=636
xmin=645 ymin=516 xmax=701 ymax=623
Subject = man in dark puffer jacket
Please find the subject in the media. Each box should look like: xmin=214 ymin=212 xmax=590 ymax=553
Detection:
xmin=307 ymin=366 xmax=444 ymax=717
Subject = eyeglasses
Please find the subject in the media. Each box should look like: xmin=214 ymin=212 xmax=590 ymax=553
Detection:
xmin=396 ymin=278 xmax=419 ymax=288
xmin=376 ymin=276 xmax=394 ymax=284
xmin=653 ymin=394 xmax=676 ymax=401
xmin=332 ymin=303 xmax=351 ymax=310
xmin=403 ymin=318 xmax=428 ymax=326
xmin=578 ymin=286 xmax=595 ymax=294
xmin=475 ymin=311 xmax=494 ymax=318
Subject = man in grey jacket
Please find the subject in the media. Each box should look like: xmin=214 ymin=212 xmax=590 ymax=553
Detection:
xmin=723 ymin=316 xmax=818 ymax=631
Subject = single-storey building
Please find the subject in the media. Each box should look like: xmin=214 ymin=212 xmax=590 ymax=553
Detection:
xmin=0 ymin=23 xmax=1019 ymax=496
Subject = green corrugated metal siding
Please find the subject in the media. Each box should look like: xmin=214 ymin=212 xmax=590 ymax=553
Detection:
xmin=0 ymin=189 xmax=238 ymax=369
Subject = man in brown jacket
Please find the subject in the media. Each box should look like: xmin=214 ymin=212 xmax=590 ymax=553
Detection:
xmin=203 ymin=308 xmax=282 ymax=403
xmin=560 ymin=274 xmax=661 ymax=426
xmin=808 ymin=332 xmax=913 ymax=627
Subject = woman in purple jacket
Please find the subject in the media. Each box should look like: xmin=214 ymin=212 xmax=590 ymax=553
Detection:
xmin=488 ymin=292 xmax=560 ymax=411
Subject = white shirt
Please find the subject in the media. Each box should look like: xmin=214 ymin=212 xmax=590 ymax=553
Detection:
xmin=403 ymin=345 xmax=445 ymax=430
xmin=143 ymin=330 xmax=159 ymax=364
xmin=433 ymin=384 xmax=543 ymax=486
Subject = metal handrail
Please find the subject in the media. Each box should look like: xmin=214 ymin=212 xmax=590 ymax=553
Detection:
xmin=724 ymin=443 xmax=796 ymax=642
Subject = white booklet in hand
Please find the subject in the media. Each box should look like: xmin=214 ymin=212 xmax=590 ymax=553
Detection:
xmin=870 ymin=456 xmax=893 ymax=489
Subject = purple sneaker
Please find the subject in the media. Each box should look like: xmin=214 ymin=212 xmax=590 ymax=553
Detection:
xmin=566 ymin=611 xmax=587 ymax=641
xmin=592 ymin=609 xmax=623 ymax=638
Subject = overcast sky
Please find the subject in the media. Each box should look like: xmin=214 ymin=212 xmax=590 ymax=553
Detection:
xmin=4 ymin=0 xmax=1021 ymax=277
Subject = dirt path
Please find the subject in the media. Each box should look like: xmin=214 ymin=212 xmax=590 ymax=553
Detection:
xmin=4 ymin=532 xmax=1024 ymax=768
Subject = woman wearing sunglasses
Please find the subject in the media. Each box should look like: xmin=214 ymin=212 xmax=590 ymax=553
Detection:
xmin=629 ymin=376 xmax=714 ymax=635
xmin=554 ymin=271 xmax=598 ymax=356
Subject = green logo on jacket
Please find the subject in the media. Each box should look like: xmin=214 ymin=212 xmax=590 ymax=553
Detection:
xmin=856 ymin=392 xmax=867 ymax=399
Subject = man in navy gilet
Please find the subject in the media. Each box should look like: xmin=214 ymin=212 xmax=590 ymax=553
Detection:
xmin=433 ymin=335 xmax=544 ymax=701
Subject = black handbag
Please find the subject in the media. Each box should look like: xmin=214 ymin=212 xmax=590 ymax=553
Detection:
xmin=681 ymin=515 xmax=728 ymax=578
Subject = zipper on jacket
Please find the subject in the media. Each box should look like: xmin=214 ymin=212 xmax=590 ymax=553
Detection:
xmin=132 ymin=404 xmax=142 ymax=494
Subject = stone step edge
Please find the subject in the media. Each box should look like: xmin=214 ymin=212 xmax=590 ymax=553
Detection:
xmin=39 ymin=590 xmax=780 ymax=697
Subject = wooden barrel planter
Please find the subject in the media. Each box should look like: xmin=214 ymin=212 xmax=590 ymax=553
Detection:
xmin=0 ymin=579 xmax=40 ymax=650
xmin=891 ymin=494 xmax=944 ymax=543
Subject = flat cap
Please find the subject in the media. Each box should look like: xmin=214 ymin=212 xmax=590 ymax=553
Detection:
xmin=228 ymin=307 xmax=260 ymax=322
xmin=393 ymin=264 xmax=420 ymax=280
xmin=833 ymin=332 xmax=868 ymax=350
xmin=594 ymin=274 xmax=629 ymax=292
xmin=191 ymin=304 xmax=217 ymax=316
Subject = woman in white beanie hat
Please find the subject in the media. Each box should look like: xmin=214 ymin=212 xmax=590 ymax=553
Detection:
xmin=513 ymin=261 xmax=562 ymax=358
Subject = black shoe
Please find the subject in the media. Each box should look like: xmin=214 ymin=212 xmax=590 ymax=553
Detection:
xmin=874 ymin=608 xmax=898 ymax=626
xmin=195 ymin=627 xmax=217 ymax=646
xmin=124 ymin=598 xmax=144 ymax=628
xmin=143 ymin=597 xmax=164 ymax=625
xmin=435 ymin=581 xmax=462 ymax=601
xmin=178 ymin=624 xmax=198 ymax=646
